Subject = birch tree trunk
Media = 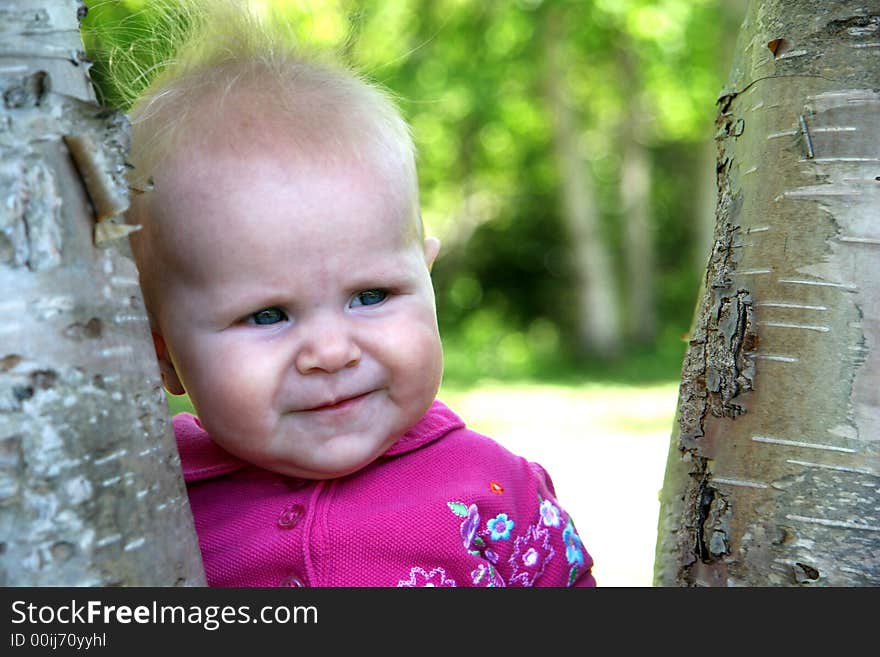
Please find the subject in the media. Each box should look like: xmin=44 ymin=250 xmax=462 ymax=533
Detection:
xmin=655 ymin=0 xmax=880 ymax=586
xmin=616 ymin=46 xmax=656 ymax=346
xmin=695 ymin=137 xmax=718 ymax=274
xmin=0 ymin=0 xmax=205 ymax=585
xmin=620 ymin=119 xmax=656 ymax=345
xmin=543 ymin=6 xmax=621 ymax=357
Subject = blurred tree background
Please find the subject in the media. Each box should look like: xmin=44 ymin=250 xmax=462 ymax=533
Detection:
xmin=81 ymin=0 xmax=747 ymax=387
xmin=79 ymin=0 xmax=751 ymax=586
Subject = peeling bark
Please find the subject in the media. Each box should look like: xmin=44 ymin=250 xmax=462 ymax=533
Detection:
xmin=0 ymin=0 xmax=205 ymax=586
xmin=655 ymin=0 xmax=880 ymax=586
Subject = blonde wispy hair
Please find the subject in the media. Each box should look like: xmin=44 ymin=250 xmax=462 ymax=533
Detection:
xmin=84 ymin=0 xmax=419 ymax=220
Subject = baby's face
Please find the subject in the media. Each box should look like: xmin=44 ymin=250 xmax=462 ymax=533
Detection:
xmin=142 ymin=144 xmax=443 ymax=479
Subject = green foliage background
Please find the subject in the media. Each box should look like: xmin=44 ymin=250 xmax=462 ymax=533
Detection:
xmin=81 ymin=0 xmax=747 ymax=388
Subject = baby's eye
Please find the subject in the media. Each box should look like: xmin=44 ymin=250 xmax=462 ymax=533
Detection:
xmin=249 ymin=307 xmax=288 ymax=325
xmin=350 ymin=289 xmax=387 ymax=308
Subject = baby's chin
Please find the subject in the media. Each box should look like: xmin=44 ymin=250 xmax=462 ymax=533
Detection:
xmin=257 ymin=455 xmax=381 ymax=481
xmin=251 ymin=434 xmax=400 ymax=481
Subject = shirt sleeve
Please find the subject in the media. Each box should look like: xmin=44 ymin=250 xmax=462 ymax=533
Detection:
xmin=527 ymin=462 xmax=597 ymax=588
xmin=443 ymin=455 xmax=596 ymax=588
xmin=500 ymin=460 xmax=595 ymax=587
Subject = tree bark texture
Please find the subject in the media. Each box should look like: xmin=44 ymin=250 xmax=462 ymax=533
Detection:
xmin=655 ymin=0 xmax=880 ymax=586
xmin=0 ymin=0 xmax=206 ymax=585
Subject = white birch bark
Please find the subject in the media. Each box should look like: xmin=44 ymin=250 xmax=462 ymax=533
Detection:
xmin=655 ymin=0 xmax=880 ymax=586
xmin=0 ymin=0 xmax=205 ymax=585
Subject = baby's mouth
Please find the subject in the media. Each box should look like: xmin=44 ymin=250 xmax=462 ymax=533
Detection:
xmin=305 ymin=391 xmax=373 ymax=413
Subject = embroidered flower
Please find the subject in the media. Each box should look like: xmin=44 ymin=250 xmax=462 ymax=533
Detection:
xmin=539 ymin=499 xmax=561 ymax=528
xmin=398 ymin=566 xmax=457 ymax=587
xmin=461 ymin=504 xmax=480 ymax=549
xmin=487 ymin=513 xmax=515 ymax=541
xmin=471 ymin=563 xmax=506 ymax=587
xmin=484 ymin=548 xmax=500 ymax=564
xmin=508 ymin=525 xmax=555 ymax=586
xmin=563 ymin=519 xmax=585 ymax=567
xmin=449 ymin=501 xmax=481 ymax=549
xmin=471 ymin=563 xmax=487 ymax=586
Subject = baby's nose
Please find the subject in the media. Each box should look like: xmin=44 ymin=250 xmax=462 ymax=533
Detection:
xmin=294 ymin=315 xmax=361 ymax=374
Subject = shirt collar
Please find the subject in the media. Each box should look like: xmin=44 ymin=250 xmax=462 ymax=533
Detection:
xmin=175 ymin=399 xmax=464 ymax=483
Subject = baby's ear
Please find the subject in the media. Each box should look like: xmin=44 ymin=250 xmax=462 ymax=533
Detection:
xmin=423 ymin=236 xmax=441 ymax=272
xmin=151 ymin=332 xmax=186 ymax=395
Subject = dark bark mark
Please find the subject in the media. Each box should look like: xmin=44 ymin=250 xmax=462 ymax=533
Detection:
xmin=0 ymin=434 xmax=23 ymax=506
xmin=3 ymin=368 xmax=58 ymax=411
xmin=30 ymin=369 xmax=58 ymax=390
xmin=704 ymin=488 xmax=731 ymax=562
xmin=794 ymin=562 xmax=821 ymax=584
xmin=677 ymin=90 xmax=758 ymax=448
xmin=766 ymin=37 xmax=788 ymax=57
xmin=823 ymin=15 xmax=879 ymax=38
xmin=0 ymin=9 xmax=51 ymax=30
xmin=695 ymin=479 xmax=716 ymax=562
xmin=0 ymin=356 xmax=23 ymax=372
xmin=670 ymin=80 xmax=760 ymax=584
xmin=677 ymin=224 xmax=756 ymax=447
xmin=3 ymin=71 xmax=50 ymax=109
xmin=708 ymin=289 xmax=755 ymax=418
xmin=63 ymin=317 xmax=103 ymax=341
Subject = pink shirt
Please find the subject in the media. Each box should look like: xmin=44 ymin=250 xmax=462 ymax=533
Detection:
xmin=175 ymin=400 xmax=596 ymax=587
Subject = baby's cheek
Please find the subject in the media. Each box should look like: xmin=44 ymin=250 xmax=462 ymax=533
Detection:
xmin=187 ymin=347 xmax=263 ymax=409
xmin=399 ymin=328 xmax=443 ymax=394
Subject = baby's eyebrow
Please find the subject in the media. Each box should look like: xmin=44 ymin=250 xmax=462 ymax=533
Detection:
xmin=200 ymin=288 xmax=290 ymax=320
xmin=345 ymin=262 xmax=413 ymax=284
xmin=346 ymin=270 xmax=415 ymax=291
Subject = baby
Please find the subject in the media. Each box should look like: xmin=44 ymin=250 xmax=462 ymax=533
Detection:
xmin=124 ymin=8 xmax=595 ymax=588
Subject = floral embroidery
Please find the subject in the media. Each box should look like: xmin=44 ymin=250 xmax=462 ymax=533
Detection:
xmin=489 ymin=481 xmax=504 ymax=494
xmin=447 ymin=501 xmax=508 ymax=586
xmin=563 ymin=518 xmax=587 ymax=586
xmin=435 ymin=494 xmax=587 ymax=588
xmin=487 ymin=513 xmax=515 ymax=540
xmin=398 ymin=566 xmax=457 ymax=587
xmin=539 ymin=499 xmax=561 ymax=528
xmin=449 ymin=501 xmax=488 ymax=554
xmin=471 ymin=563 xmax=505 ymax=587
xmin=563 ymin=519 xmax=585 ymax=567
xmin=460 ymin=503 xmax=481 ymax=549
xmin=508 ymin=525 xmax=554 ymax=586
